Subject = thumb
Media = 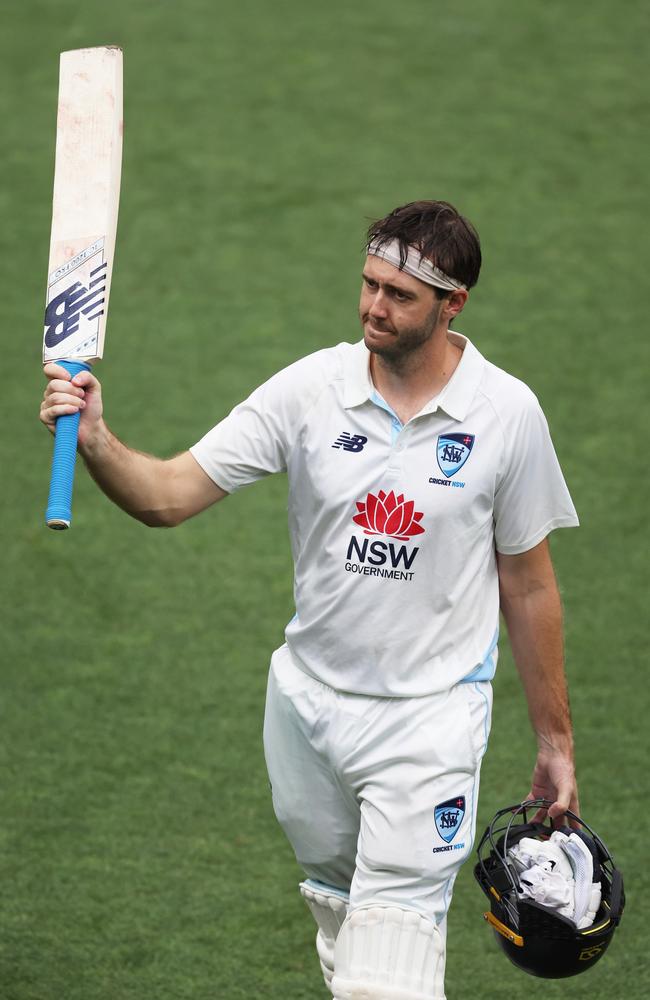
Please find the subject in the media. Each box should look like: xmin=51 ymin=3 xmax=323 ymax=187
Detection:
xmin=548 ymin=798 xmax=569 ymax=819
xmin=546 ymin=785 xmax=576 ymax=829
xmin=549 ymin=788 xmax=581 ymax=828
xmin=547 ymin=778 xmax=573 ymax=816
xmin=71 ymin=369 xmax=100 ymax=390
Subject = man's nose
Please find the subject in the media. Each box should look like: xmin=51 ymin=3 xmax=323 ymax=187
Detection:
xmin=369 ymin=290 xmax=388 ymax=316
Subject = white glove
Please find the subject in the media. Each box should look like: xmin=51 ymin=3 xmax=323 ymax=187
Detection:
xmin=508 ymin=831 xmax=601 ymax=929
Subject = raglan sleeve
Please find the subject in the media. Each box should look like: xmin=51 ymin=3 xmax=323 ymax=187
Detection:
xmin=189 ymin=354 xmax=321 ymax=493
xmin=493 ymin=389 xmax=579 ymax=555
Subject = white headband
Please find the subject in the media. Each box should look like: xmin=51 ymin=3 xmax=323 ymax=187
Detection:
xmin=367 ymin=238 xmax=467 ymax=292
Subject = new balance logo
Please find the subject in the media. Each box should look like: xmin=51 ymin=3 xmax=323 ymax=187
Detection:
xmin=44 ymin=261 xmax=107 ymax=349
xmin=332 ymin=432 xmax=367 ymax=452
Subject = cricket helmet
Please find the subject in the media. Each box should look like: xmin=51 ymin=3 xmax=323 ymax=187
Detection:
xmin=474 ymin=799 xmax=624 ymax=979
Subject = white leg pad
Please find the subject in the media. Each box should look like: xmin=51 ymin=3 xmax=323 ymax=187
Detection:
xmin=331 ymin=906 xmax=446 ymax=1000
xmin=300 ymin=880 xmax=350 ymax=992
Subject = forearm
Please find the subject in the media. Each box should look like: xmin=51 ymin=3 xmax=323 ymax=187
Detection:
xmin=41 ymin=365 xmax=225 ymax=525
xmin=497 ymin=542 xmax=578 ymax=817
xmin=500 ymin=578 xmax=574 ymax=755
xmin=80 ymin=420 xmax=175 ymax=526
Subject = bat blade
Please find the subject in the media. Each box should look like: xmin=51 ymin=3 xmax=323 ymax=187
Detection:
xmin=43 ymin=46 xmax=123 ymax=529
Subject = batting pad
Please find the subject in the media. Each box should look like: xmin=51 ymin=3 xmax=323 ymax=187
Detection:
xmin=332 ymin=905 xmax=446 ymax=1000
xmin=300 ymin=879 xmax=349 ymax=992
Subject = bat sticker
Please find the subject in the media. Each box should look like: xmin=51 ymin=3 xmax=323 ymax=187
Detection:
xmin=43 ymin=239 xmax=108 ymax=359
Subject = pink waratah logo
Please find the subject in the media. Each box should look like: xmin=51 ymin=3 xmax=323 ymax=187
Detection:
xmin=352 ymin=490 xmax=425 ymax=541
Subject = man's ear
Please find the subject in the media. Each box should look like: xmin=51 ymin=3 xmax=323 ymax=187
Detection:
xmin=443 ymin=288 xmax=469 ymax=321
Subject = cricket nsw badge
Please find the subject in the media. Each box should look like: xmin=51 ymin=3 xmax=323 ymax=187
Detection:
xmin=436 ymin=433 xmax=474 ymax=478
xmin=434 ymin=795 xmax=466 ymax=843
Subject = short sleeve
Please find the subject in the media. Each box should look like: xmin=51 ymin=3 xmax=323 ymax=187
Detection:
xmin=189 ymin=351 xmax=332 ymax=493
xmin=493 ymin=392 xmax=579 ymax=554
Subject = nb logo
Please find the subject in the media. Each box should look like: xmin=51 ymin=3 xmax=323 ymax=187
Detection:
xmin=44 ymin=261 xmax=107 ymax=349
xmin=332 ymin=432 xmax=367 ymax=452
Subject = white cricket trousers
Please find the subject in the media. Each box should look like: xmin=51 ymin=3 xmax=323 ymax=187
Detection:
xmin=263 ymin=643 xmax=492 ymax=924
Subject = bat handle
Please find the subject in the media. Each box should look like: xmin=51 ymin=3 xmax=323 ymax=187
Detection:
xmin=45 ymin=360 xmax=92 ymax=530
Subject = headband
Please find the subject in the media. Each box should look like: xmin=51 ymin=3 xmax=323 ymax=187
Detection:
xmin=367 ymin=238 xmax=467 ymax=292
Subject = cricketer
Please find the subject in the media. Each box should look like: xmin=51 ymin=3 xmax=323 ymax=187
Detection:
xmin=40 ymin=200 xmax=580 ymax=998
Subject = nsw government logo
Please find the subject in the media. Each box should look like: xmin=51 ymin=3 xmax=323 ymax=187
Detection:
xmin=429 ymin=433 xmax=475 ymax=490
xmin=433 ymin=795 xmax=466 ymax=853
xmin=344 ymin=489 xmax=424 ymax=582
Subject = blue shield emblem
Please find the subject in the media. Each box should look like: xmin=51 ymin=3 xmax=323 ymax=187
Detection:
xmin=434 ymin=795 xmax=466 ymax=843
xmin=436 ymin=433 xmax=475 ymax=478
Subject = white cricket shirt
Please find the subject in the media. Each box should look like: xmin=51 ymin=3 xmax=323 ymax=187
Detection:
xmin=190 ymin=333 xmax=578 ymax=697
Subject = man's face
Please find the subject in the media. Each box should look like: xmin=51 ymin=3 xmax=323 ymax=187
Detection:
xmin=359 ymin=255 xmax=443 ymax=362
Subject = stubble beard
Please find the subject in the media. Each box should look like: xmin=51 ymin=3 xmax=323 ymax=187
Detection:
xmin=362 ymin=300 xmax=443 ymax=374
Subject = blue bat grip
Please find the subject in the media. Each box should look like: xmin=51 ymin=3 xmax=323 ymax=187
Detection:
xmin=45 ymin=360 xmax=91 ymax=529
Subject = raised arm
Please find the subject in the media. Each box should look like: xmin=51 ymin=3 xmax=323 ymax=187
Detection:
xmin=40 ymin=363 xmax=227 ymax=526
xmin=497 ymin=538 xmax=578 ymax=823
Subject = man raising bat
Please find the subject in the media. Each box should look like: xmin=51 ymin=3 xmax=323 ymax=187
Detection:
xmin=40 ymin=200 xmax=580 ymax=1000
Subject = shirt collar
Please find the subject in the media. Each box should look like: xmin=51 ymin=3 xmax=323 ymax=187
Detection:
xmin=342 ymin=331 xmax=485 ymax=422
xmin=342 ymin=339 xmax=375 ymax=408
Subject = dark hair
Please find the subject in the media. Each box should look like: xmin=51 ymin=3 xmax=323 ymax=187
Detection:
xmin=366 ymin=200 xmax=482 ymax=296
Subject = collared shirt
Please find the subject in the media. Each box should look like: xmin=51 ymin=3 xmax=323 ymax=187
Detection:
xmin=190 ymin=333 xmax=578 ymax=697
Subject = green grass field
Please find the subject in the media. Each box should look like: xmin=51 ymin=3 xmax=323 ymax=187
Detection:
xmin=2 ymin=1 xmax=648 ymax=996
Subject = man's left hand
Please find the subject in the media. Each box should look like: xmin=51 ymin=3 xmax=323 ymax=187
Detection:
xmin=525 ymin=746 xmax=579 ymax=827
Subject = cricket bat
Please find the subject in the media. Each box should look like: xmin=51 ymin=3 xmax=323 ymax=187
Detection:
xmin=43 ymin=46 xmax=123 ymax=529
